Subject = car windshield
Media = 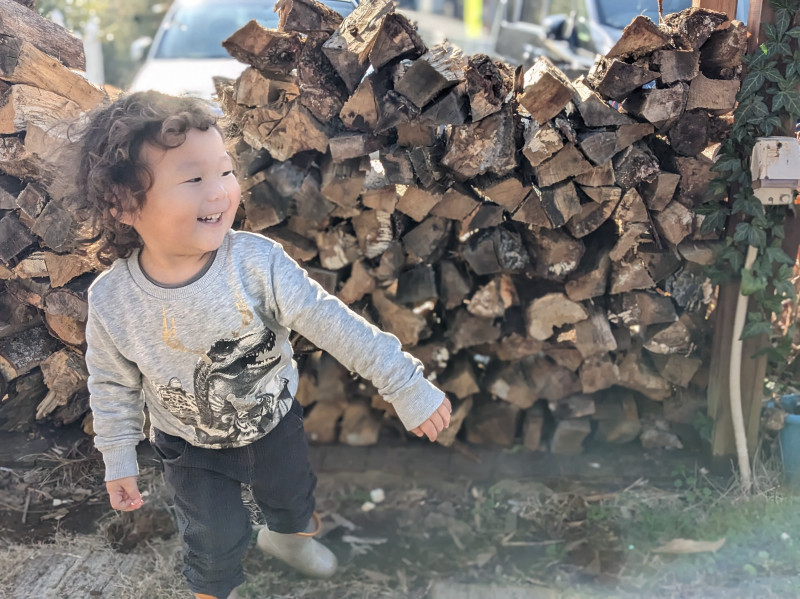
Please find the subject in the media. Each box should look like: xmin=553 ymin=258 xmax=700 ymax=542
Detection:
xmin=595 ymin=0 xmax=692 ymax=30
xmin=154 ymin=1 xmax=355 ymax=59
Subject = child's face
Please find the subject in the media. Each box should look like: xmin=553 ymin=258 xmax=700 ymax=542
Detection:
xmin=125 ymin=127 xmax=241 ymax=265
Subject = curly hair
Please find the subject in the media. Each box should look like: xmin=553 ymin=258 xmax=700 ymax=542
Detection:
xmin=73 ymin=91 xmax=220 ymax=266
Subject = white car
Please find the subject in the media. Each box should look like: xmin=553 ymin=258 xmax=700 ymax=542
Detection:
xmin=129 ymin=0 xmax=358 ymax=99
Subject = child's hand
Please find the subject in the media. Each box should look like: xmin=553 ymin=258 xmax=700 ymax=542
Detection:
xmin=106 ymin=476 xmax=144 ymax=511
xmin=411 ymin=397 xmax=452 ymax=442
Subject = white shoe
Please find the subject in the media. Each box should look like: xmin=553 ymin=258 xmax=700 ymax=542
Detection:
xmin=256 ymin=512 xmax=338 ymax=579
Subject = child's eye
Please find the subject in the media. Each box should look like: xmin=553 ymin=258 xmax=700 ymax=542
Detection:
xmin=184 ymin=177 xmax=202 ymax=184
xmin=222 ymin=170 xmax=233 ymax=177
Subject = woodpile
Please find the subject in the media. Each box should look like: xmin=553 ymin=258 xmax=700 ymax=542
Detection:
xmin=0 ymin=0 xmax=746 ymax=457
xmin=0 ymin=0 xmax=107 ymax=435
xmin=219 ymin=1 xmax=745 ymax=453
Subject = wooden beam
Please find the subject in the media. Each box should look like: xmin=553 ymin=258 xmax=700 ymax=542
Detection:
xmin=707 ymin=0 xmax=780 ymax=460
xmin=692 ymin=0 xmax=737 ymax=20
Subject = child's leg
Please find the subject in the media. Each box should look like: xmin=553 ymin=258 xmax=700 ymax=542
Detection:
xmin=247 ymin=400 xmax=317 ymax=533
xmin=152 ymin=429 xmax=251 ymax=599
xmin=246 ymin=401 xmax=337 ymax=578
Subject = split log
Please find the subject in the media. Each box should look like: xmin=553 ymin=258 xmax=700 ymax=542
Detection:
xmin=609 ymin=292 xmax=678 ymax=327
xmin=430 ymin=186 xmax=479 ymax=221
xmin=0 ymin=324 xmax=60 ymax=382
xmin=579 ymin=354 xmax=620 ymax=394
xmin=518 ymin=56 xmax=574 ymax=123
xmin=661 ymin=7 xmax=727 ymax=52
xmin=532 ymin=143 xmax=592 ymax=188
xmin=337 ymin=260 xmax=375 ymax=304
xmin=612 ymin=143 xmax=660 ymax=190
xmin=651 ymin=49 xmax=699 ymax=84
xmin=276 ymin=0 xmax=344 ymax=33
xmin=43 ymin=273 xmax=91 ymax=346
xmin=685 ymin=73 xmax=739 ymax=112
xmin=621 ymin=83 xmax=688 ymax=124
xmin=668 ymin=111 xmax=710 ymax=157
xmin=447 ymin=308 xmax=501 ymax=351
xmin=321 ymin=156 xmax=364 ymax=209
xmin=368 ymin=12 xmax=426 ymax=70
xmin=465 ymin=54 xmax=514 ymax=122
xmin=643 ymin=313 xmax=694 ymax=354
xmin=402 ymin=216 xmax=451 ymax=263
xmin=638 ymin=172 xmax=680 ymax=211
xmin=395 ymin=42 xmax=466 ymax=109
xmin=615 ymin=123 xmax=655 ymax=153
xmin=674 ymin=154 xmax=717 ymax=206
xmin=222 ymin=22 xmax=303 ymax=77
xmin=587 ymin=57 xmax=658 ymax=101
xmin=0 ymin=0 xmax=86 ymax=70
xmin=298 ymin=31 xmax=349 ymax=123
xmin=525 ymin=293 xmax=587 ymax=341
xmin=572 ymin=78 xmax=635 ymax=127
xmin=267 ymin=226 xmax=318 ymax=263
xmin=522 ymin=403 xmax=545 ymax=450
xmin=578 ymin=130 xmax=617 ymax=166
xmin=379 ymin=145 xmax=415 ymax=184
xmin=35 ymin=347 xmax=88 ymax=420
xmin=550 ymin=418 xmax=591 ymax=454
xmin=420 ymin=84 xmax=468 ymax=125
xmin=438 ymin=353 xmax=480 ymax=399
xmin=488 ymin=363 xmax=536 ymax=408
xmin=565 ymin=251 xmax=610 ymax=301
xmin=700 ymin=20 xmax=747 ymax=76
xmin=475 ymin=175 xmax=528 ymax=212
xmin=315 ymin=226 xmax=359 ymax=270
xmin=460 ymin=227 xmax=528 ymax=275
xmin=260 ymin=103 xmax=330 ymax=161
xmin=574 ymin=311 xmax=617 ymax=358
xmin=606 ymin=15 xmax=671 ymax=60
xmin=441 ymin=105 xmax=517 ymax=180
xmin=467 ymin=276 xmax=516 ymax=318
xmin=593 ymin=392 xmax=642 ymax=444
xmin=340 ymin=73 xmax=381 ymax=132
xmin=653 ymin=201 xmax=694 ymax=246
xmin=528 ymin=357 xmax=582 ymax=401
xmin=656 ymin=354 xmax=702 ymax=387
xmin=511 ymin=187 xmax=551 ymax=228
xmin=616 ymin=351 xmax=672 ymax=401
xmin=304 ymin=401 xmax=344 ymax=443
xmin=0 ymin=85 xmax=81 ymax=134
xmin=372 ymin=289 xmax=429 ymax=346
xmin=566 ymin=186 xmax=621 ymax=238
xmin=329 ymin=133 xmax=384 ymax=161
xmin=375 ymin=89 xmax=421 ymax=132
xmin=437 ymin=260 xmax=472 ymax=310
xmin=522 ymin=121 xmax=564 ymax=168
xmin=396 ymin=264 xmax=437 ymax=304
xmin=525 ymin=227 xmax=585 ymax=280
xmin=322 ymin=0 xmax=394 ymax=92
xmin=0 ymin=213 xmax=35 ymax=262
xmin=465 ymin=399 xmax=521 ymax=447
xmin=339 ymin=402 xmax=381 ymax=446
xmin=574 ymin=162 xmax=615 ymax=187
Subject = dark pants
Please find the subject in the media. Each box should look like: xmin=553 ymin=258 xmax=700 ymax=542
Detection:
xmin=151 ymin=400 xmax=316 ymax=599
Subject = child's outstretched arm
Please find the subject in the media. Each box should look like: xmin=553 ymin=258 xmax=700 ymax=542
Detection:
xmin=265 ymin=243 xmax=449 ymax=436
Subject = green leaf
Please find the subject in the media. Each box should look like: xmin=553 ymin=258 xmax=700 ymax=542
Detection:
xmin=765 ymin=23 xmax=779 ymax=43
xmin=712 ymin=155 xmax=741 ymax=173
xmin=776 ymin=8 xmax=792 ymax=37
xmin=787 ymin=26 xmax=800 ymax=40
xmin=742 ymin=320 xmax=773 ymax=339
xmin=738 ymin=71 xmax=765 ymax=99
xmin=741 ymin=268 xmax=768 ymax=296
xmin=700 ymin=209 xmax=728 ymax=234
xmin=732 ymin=197 xmax=765 ymax=218
xmin=765 ymin=246 xmax=795 ymax=266
xmin=748 ymin=225 xmax=767 ymax=248
xmin=764 ymin=69 xmax=785 ymax=84
xmin=762 ymin=295 xmax=786 ymax=314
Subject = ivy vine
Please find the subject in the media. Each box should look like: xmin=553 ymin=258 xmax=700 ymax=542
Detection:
xmin=696 ymin=0 xmax=800 ymax=369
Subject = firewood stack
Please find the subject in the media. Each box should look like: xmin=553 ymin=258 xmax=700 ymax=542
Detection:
xmin=218 ymin=0 xmax=746 ymax=452
xmin=0 ymin=0 xmax=108 ymax=434
xmin=0 ymin=0 xmax=747 ymax=457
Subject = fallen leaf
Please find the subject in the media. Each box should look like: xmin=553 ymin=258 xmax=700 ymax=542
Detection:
xmin=652 ymin=538 xmax=726 ymax=554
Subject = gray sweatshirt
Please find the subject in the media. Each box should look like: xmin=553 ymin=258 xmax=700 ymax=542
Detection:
xmin=86 ymin=230 xmax=445 ymax=481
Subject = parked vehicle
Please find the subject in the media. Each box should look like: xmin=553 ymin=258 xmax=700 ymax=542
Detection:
xmin=129 ymin=0 xmax=358 ymax=99
xmin=491 ymin=0 xmax=693 ymax=77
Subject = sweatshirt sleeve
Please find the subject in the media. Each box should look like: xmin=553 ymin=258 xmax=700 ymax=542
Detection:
xmin=85 ymin=302 xmax=146 ymax=481
xmin=266 ymin=244 xmax=445 ymax=430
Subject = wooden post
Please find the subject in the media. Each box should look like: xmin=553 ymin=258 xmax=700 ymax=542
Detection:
xmin=692 ymin=0 xmax=738 ymax=19
xmin=707 ymin=0 xmax=792 ymax=459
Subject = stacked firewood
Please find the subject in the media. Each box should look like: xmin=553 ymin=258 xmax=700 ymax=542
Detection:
xmin=218 ymin=0 xmax=746 ymax=452
xmin=0 ymin=0 xmax=108 ymax=433
xmin=0 ymin=0 xmax=747 ymax=456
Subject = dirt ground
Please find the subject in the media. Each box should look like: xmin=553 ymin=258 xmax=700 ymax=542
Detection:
xmin=2 ymin=429 xmax=800 ymax=599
